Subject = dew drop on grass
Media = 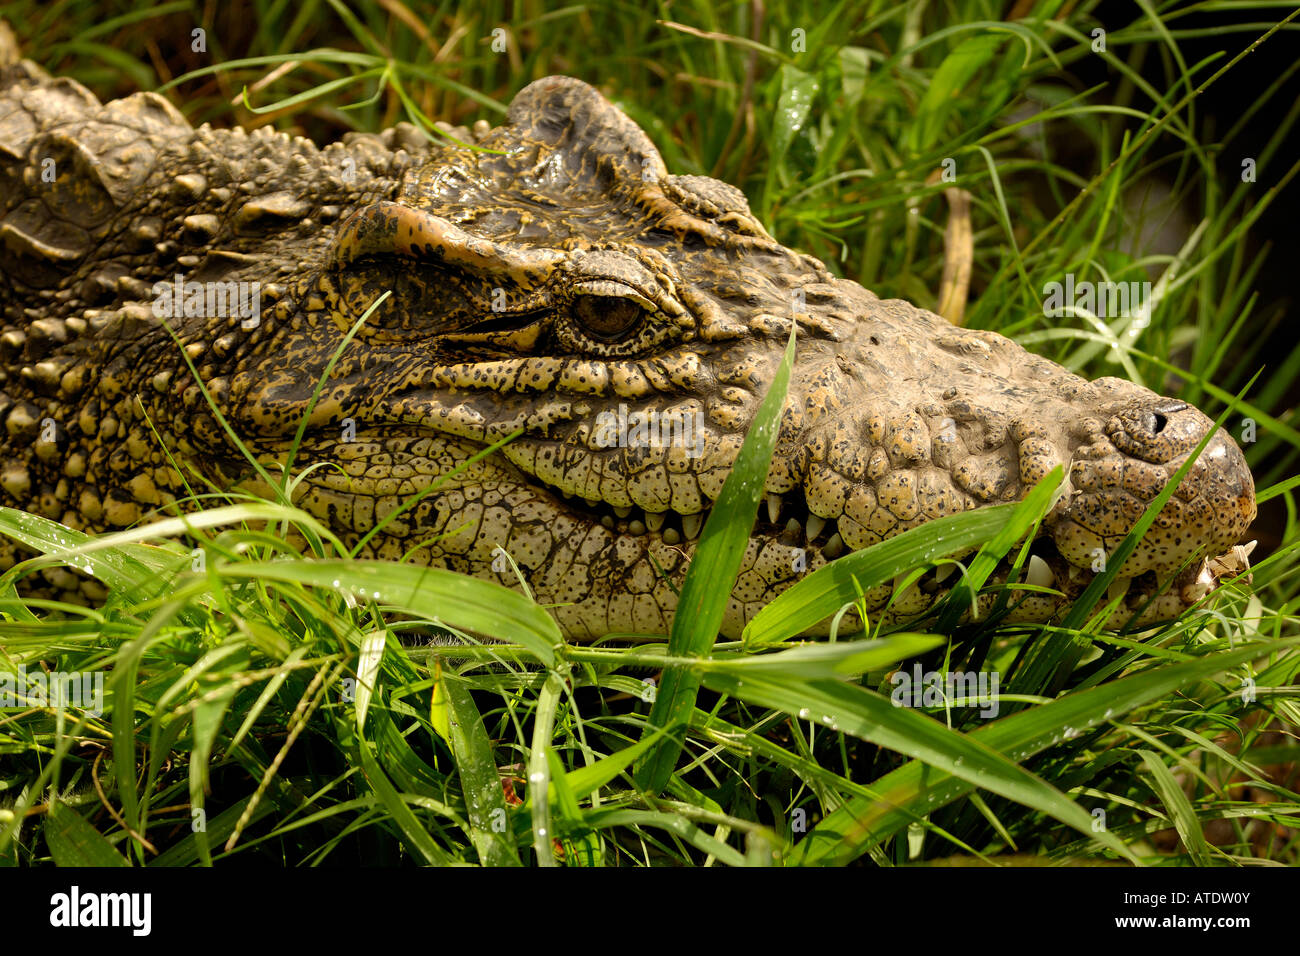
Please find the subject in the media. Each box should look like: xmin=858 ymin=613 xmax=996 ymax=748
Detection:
xmin=528 ymin=771 xmax=544 ymax=784
xmin=798 ymin=708 xmax=811 ymax=720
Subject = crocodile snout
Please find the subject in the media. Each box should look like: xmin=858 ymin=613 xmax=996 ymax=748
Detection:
xmin=1053 ymin=398 xmax=1256 ymax=579
xmin=1106 ymin=398 xmax=1202 ymax=463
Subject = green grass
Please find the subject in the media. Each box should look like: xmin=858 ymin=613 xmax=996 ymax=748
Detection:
xmin=1 ymin=0 xmax=1299 ymax=867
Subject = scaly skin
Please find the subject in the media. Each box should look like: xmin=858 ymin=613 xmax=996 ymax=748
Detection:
xmin=0 ymin=51 xmax=1256 ymax=638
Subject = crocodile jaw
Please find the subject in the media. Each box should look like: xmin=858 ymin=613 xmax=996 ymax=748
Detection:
xmin=279 ymin=314 xmax=1256 ymax=640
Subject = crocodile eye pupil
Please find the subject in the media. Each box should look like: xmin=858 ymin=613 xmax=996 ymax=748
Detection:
xmin=574 ymin=295 xmax=642 ymax=340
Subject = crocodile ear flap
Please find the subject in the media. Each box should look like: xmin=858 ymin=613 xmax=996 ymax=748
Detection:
xmin=328 ymin=200 xmax=563 ymax=289
xmin=506 ymin=76 xmax=668 ymax=185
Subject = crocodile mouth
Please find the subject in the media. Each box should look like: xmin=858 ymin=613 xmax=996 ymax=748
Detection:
xmin=288 ymin=383 xmax=1255 ymax=637
xmin=537 ymin=477 xmax=848 ymax=555
xmin=526 ymin=468 xmax=1245 ymax=629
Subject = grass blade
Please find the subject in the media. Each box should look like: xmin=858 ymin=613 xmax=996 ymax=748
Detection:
xmin=229 ymin=560 xmax=562 ymax=666
xmin=702 ymin=670 xmax=1137 ymax=862
xmin=1139 ymin=749 xmax=1213 ymax=866
xmin=635 ymin=324 xmax=797 ymax=793
xmin=45 ymin=804 xmax=130 ymax=867
xmin=355 ymin=735 xmax=450 ymax=866
xmin=790 ymin=638 xmax=1295 ymax=865
xmin=743 ymin=500 xmax=1029 ymax=647
xmin=441 ymin=675 xmax=521 ymax=867
xmin=704 ymin=633 xmax=944 ymax=679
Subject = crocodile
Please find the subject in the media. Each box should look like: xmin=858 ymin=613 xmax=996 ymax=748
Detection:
xmin=0 ymin=42 xmax=1257 ymax=640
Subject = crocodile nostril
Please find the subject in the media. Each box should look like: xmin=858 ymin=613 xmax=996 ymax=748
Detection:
xmin=1105 ymin=400 xmax=1206 ymax=463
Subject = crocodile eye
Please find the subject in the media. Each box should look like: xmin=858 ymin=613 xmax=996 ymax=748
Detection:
xmin=573 ymin=295 xmax=644 ymax=340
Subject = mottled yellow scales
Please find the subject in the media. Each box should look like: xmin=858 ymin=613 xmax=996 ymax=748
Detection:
xmin=0 ymin=41 xmax=1256 ymax=638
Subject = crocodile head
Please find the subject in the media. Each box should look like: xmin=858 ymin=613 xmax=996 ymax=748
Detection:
xmin=0 ymin=69 xmax=1256 ymax=638
xmin=199 ymin=77 xmax=1254 ymax=637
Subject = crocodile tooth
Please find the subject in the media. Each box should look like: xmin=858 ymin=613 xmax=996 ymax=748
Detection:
xmin=682 ymin=513 xmax=703 ymax=539
xmin=784 ymin=518 xmax=802 ymax=537
xmin=1026 ymin=554 xmax=1055 ymax=589
xmin=614 ymin=505 xmax=632 ymax=518
xmin=823 ymin=533 xmax=845 ymax=559
xmin=806 ymin=514 xmax=826 ymax=540
xmin=1182 ymin=562 xmax=1216 ymax=604
xmin=934 ymin=562 xmax=957 ymax=584
xmin=1193 ymin=575 xmax=1214 ymax=600
xmin=766 ymin=494 xmax=782 ymax=523
xmin=600 ymin=516 xmax=614 ymax=530
xmin=645 ymin=511 xmax=665 ymax=532
xmin=629 ymin=519 xmax=646 ymax=536
xmin=662 ymin=528 xmax=681 ymax=545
